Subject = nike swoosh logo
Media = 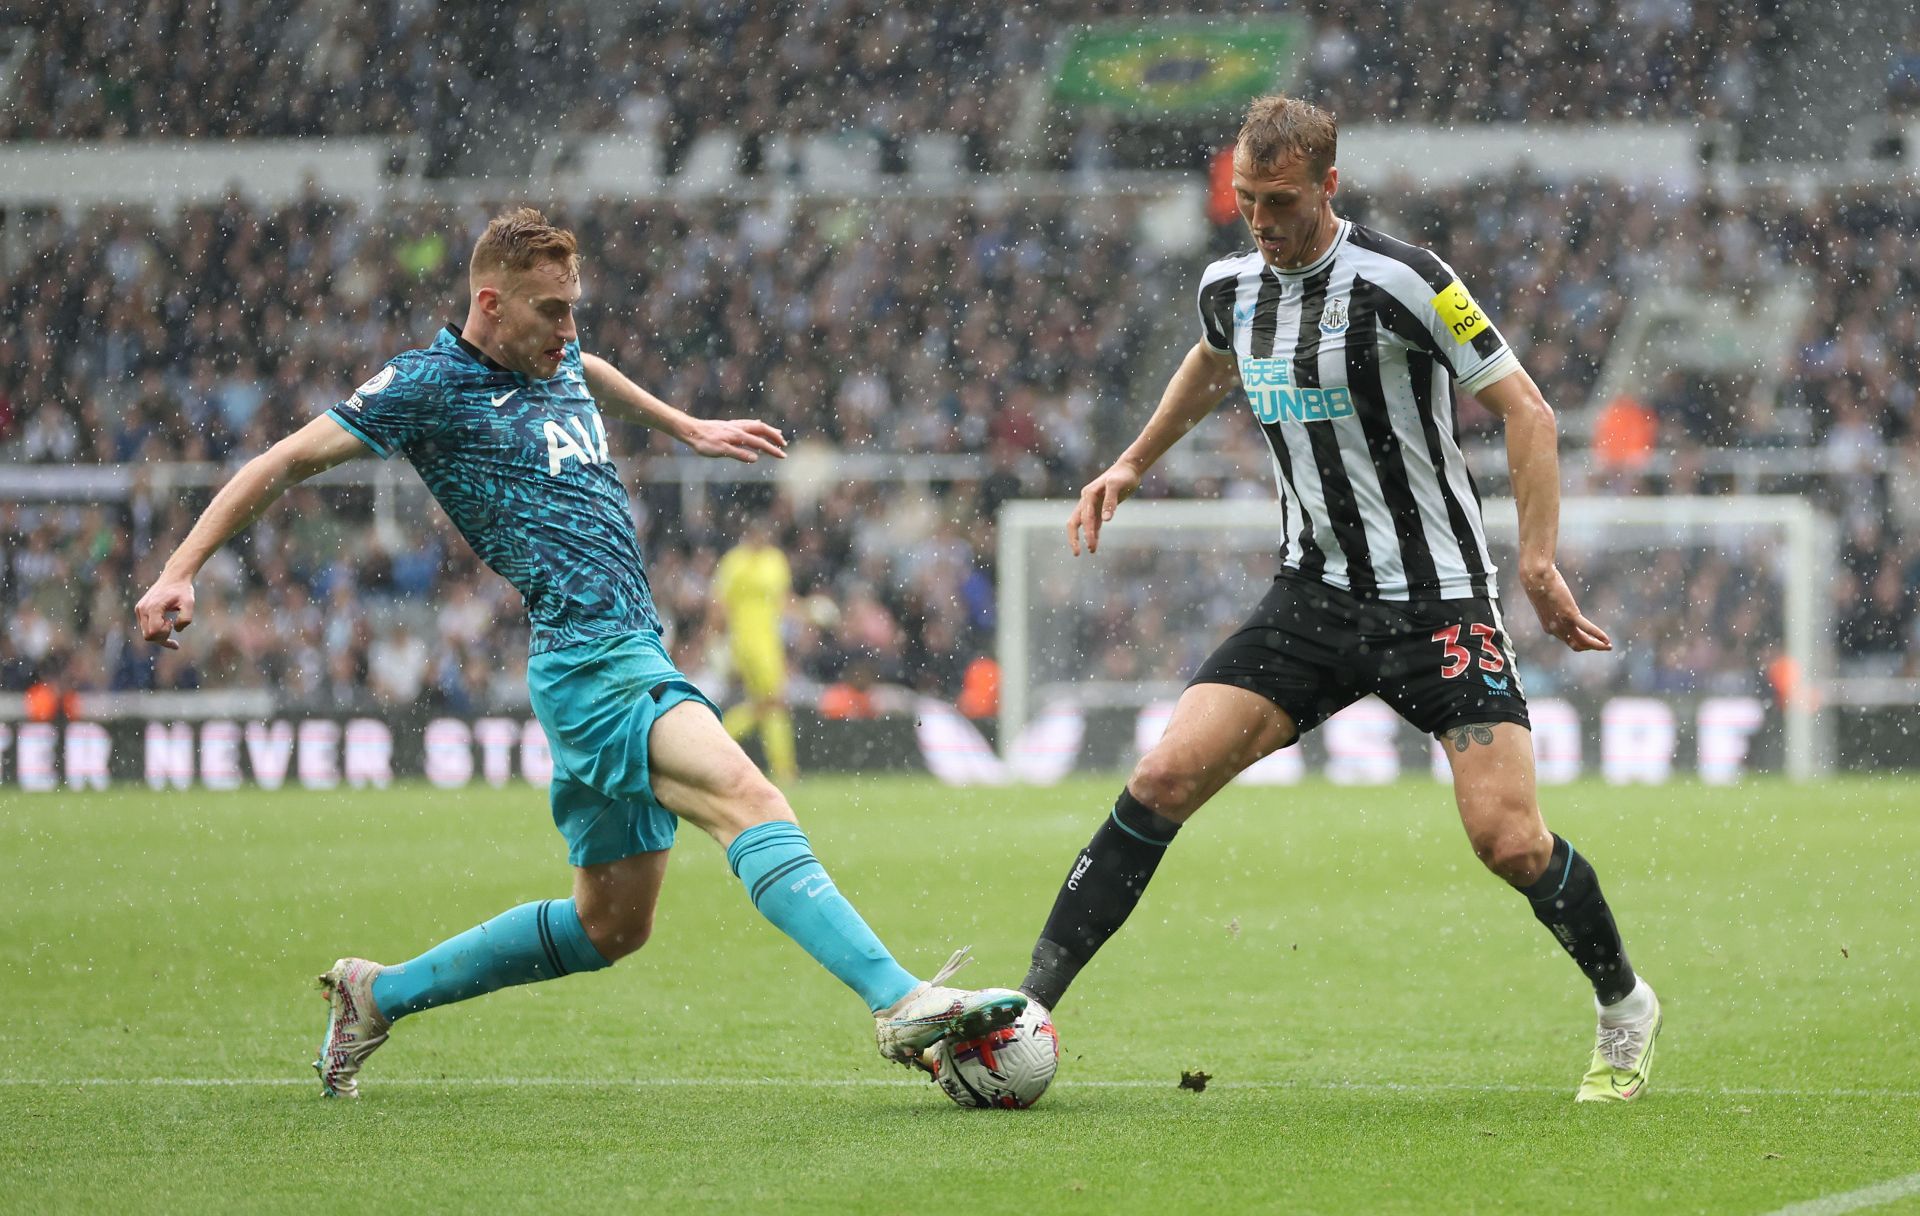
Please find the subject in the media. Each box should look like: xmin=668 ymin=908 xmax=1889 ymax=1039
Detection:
xmin=1611 ymin=1013 xmax=1660 ymax=1096
xmin=490 ymin=389 xmax=519 ymax=408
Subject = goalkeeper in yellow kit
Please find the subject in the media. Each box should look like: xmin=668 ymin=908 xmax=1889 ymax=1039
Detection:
xmin=711 ymin=517 xmax=799 ymax=784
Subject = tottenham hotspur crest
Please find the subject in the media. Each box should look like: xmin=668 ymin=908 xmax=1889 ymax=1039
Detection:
xmin=1319 ymin=295 xmax=1349 ymax=335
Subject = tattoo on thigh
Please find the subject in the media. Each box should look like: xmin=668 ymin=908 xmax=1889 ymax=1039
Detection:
xmin=1443 ymin=723 xmax=1497 ymax=753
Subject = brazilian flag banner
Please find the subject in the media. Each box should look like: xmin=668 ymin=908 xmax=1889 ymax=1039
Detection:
xmin=1053 ymin=19 xmax=1307 ymax=115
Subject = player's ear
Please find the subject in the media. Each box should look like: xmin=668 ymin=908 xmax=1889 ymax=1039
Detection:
xmin=474 ymin=283 xmax=502 ymax=319
xmin=1322 ymin=165 xmax=1339 ymax=199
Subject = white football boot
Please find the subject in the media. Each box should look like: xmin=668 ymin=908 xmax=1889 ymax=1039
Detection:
xmin=314 ymin=957 xmax=392 ymax=1098
xmin=1576 ymin=978 xmax=1661 ymax=1102
xmin=875 ymin=947 xmax=1027 ymax=1066
xmin=908 ymin=994 xmax=1051 ymax=1078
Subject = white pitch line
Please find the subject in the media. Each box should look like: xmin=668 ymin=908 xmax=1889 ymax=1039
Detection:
xmin=1 ymin=1077 xmax=1915 ymax=1099
xmin=1761 ymin=1171 xmax=1920 ymax=1216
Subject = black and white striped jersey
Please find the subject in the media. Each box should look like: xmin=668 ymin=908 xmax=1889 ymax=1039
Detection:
xmin=1197 ymin=219 xmax=1521 ymax=602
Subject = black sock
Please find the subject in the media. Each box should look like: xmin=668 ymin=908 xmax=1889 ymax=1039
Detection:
xmin=1518 ymin=834 xmax=1637 ymax=1005
xmin=1020 ymin=789 xmax=1182 ymax=1011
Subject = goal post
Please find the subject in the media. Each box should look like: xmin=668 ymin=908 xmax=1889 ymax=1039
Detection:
xmin=996 ymin=496 xmax=1836 ymax=781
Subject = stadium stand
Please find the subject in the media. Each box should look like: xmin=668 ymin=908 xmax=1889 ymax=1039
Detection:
xmin=10 ymin=1 xmax=1775 ymax=152
xmin=4 ymin=171 xmax=1916 ymax=712
xmin=2 ymin=0 xmax=1915 ymax=742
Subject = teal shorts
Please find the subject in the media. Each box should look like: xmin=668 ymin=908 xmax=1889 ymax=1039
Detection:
xmin=527 ymin=630 xmax=718 ymax=867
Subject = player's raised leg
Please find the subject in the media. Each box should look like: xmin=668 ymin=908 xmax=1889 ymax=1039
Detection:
xmin=315 ymin=856 xmax=645 ymax=1098
xmin=318 ymin=629 xmax=698 ymax=1098
xmin=1441 ymin=720 xmax=1660 ymax=1101
xmin=1020 ymin=683 xmax=1297 ymax=1013
xmin=645 ymin=699 xmax=1023 ymax=1060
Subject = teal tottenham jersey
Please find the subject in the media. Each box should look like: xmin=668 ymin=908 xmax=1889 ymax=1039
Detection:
xmin=326 ymin=325 xmax=661 ymax=654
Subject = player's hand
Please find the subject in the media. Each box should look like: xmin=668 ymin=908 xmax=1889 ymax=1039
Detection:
xmin=135 ymin=574 xmax=196 ymax=650
xmin=1067 ymin=463 xmax=1143 ymax=556
xmin=686 ymin=418 xmax=787 ymax=463
xmin=1522 ymin=564 xmax=1611 ymax=653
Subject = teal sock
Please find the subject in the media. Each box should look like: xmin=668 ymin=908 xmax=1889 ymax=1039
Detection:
xmin=370 ymin=898 xmax=610 ymax=1022
xmin=726 ymin=821 xmax=918 ymax=1012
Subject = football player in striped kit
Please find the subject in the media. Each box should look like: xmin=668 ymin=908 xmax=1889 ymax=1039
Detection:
xmin=1016 ymin=96 xmax=1660 ymax=1102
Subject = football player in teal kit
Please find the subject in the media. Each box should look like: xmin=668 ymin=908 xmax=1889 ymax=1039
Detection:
xmin=135 ymin=208 xmax=1021 ymax=1097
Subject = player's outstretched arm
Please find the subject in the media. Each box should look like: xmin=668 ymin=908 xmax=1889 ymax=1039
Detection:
xmin=134 ymin=415 xmax=369 ymax=649
xmin=1475 ymin=369 xmax=1611 ymax=654
xmin=1070 ymin=342 xmax=1240 ymax=556
xmin=579 ymin=351 xmax=786 ymax=463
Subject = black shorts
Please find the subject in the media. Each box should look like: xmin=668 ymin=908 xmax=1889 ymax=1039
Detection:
xmin=1189 ymin=574 xmax=1532 ymax=740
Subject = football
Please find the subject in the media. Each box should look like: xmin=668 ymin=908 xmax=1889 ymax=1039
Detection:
xmin=926 ymin=996 xmax=1060 ymax=1109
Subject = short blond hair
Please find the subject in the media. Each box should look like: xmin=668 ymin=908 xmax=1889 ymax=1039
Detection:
xmin=1236 ymin=94 xmax=1338 ymax=179
xmin=470 ymin=207 xmax=579 ymax=283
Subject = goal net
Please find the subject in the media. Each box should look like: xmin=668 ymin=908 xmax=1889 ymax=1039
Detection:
xmin=995 ymin=496 xmax=1835 ymax=783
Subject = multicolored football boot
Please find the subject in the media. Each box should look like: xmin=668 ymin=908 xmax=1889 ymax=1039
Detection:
xmin=875 ymin=947 xmax=1027 ymax=1065
xmin=314 ymin=957 xmax=391 ymax=1098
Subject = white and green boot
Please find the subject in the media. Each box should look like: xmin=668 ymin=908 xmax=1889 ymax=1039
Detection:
xmin=1576 ymin=979 xmax=1661 ymax=1102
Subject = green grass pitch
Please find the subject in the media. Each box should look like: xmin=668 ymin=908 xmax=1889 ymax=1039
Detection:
xmin=2 ymin=775 xmax=1917 ymax=1213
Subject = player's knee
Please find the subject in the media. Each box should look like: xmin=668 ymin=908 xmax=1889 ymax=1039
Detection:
xmin=592 ymin=921 xmax=652 ymax=964
xmin=719 ymin=766 xmax=796 ymax=833
xmin=580 ymin=907 xmax=654 ymax=963
xmin=1468 ymin=821 xmax=1551 ymax=884
xmin=744 ymin=769 xmax=794 ymax=821
xmin=1127 ymin=753 xmax=1204 ymax=818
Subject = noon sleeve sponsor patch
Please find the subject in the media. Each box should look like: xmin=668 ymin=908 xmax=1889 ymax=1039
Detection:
xmin=1431 ymin=280 xmax=1490 ymax=344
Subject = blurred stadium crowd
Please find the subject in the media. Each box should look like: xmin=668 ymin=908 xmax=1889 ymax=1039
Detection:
xmin=5 ymin=168 xmax=1915 ymax=712
xmin=1 ymin=188 xmax=1162 ymax=710
xmin=3 ymin=0 xmax=1916 ymax=720
xmin=14 ymin=0 xmax=1793 ymax=153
